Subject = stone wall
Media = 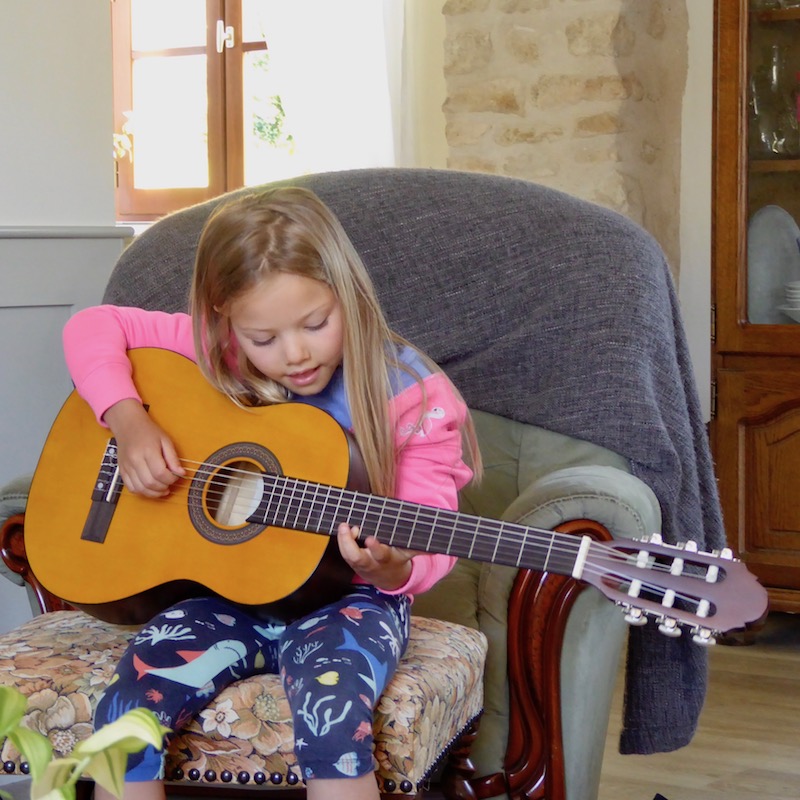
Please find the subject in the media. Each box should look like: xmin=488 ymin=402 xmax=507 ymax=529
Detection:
xmin=442 ymin=0 xmax=688 ymax=271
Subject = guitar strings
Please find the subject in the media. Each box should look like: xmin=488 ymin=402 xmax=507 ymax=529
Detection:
xmin=166 ymin=456 xmax=607 ymax=561
xmin=170 ymin=457 xmax=706 ymax=575
xmin=166 ymin=458 xmax=712 ymax=591
xmin=153 ymin=457 xmax=717 ymax=618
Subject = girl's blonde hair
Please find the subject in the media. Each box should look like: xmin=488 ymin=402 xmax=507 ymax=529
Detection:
xmin=190 ymin=186 xmax=480 ymax=497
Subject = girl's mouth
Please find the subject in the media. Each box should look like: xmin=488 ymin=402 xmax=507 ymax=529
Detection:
xmin=287 ymin=367 xmax=319 ymax=387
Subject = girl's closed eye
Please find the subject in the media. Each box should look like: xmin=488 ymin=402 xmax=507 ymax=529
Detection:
xmin=249 ymin=319 xmax=326 ymax=345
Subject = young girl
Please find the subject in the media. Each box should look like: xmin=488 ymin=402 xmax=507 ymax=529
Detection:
xmin=62 ymin=187 xmax=480 ymax=800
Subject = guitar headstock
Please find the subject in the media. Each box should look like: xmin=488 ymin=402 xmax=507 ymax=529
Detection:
xmin=579 ymin=534 xmax=769 ymax=645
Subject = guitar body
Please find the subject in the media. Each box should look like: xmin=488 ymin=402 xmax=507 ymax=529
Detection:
xmin=25 ymin=348 xmax=358 ymax=625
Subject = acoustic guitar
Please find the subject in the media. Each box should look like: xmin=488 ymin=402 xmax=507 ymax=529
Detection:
xmin=25 ymin=348 xmax=768 ymax=640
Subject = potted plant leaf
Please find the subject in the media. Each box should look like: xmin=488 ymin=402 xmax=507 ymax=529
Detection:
xmin=0 ymin=686 xmax=169 ymax=800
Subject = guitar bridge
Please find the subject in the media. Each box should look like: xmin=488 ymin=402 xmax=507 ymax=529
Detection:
xmin=80 ymin=438 xmax=123 ymax=543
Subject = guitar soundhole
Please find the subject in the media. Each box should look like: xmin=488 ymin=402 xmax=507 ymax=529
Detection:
xmin=188 ymin=442 xmax=281 ymax=545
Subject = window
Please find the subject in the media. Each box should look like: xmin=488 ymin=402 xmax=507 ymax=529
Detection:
xmin=112 ymin=0 xmax=403 ymax=222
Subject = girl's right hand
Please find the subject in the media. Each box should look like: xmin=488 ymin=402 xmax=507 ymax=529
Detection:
xmin=103 ymin=398 xmax=185 ymax=497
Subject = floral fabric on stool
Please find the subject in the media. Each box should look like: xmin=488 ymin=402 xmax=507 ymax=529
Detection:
xmin=0 ymin=610 xmax=486 ymax=795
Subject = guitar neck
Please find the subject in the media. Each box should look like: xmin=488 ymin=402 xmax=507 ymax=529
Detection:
xmin=248 ymin=473 xmax=580 ymax=577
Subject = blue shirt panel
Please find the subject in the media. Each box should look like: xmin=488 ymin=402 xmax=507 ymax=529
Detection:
xmin=295 ymin=345 xmax=431 ymax=430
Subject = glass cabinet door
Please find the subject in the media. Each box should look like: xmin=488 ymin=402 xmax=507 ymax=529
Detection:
xmin=712 ymin=0 xmax=800 ymax=615
xmin=746 ymin=3 xmax=800 ymax=325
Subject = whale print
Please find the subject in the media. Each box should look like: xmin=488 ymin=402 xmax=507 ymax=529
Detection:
xmin=132 ymin=639 xmax=247 ymax=688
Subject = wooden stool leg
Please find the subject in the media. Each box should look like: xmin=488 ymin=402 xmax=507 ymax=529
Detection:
xmin=439 ymin=718 xmax=481 ymax=800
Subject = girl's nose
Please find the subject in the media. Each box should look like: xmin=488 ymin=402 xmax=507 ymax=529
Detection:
xmin=283 ymin=335 xmax=309 ymax=364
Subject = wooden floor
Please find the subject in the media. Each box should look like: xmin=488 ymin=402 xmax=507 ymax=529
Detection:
xmin=598 ymin=612 xmax=800 ymax=800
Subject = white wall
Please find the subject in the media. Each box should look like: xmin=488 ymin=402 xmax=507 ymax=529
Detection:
xmin=0 ymin=1 xmax=118 ymax=633
xmin=402 ymin=0 xmax=448 ymax=168
xmin=679 ymin=1 xmax=714 ymax=421
xmin=0 ymin=1 xmax=115 ymax=225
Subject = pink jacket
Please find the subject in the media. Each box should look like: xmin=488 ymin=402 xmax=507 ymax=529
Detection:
xmin=63 ymin=305 xmax=473 ymax=599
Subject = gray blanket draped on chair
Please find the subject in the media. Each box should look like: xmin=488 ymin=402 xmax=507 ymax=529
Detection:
xmin=103 ymin=168 xmax=726 ymax=756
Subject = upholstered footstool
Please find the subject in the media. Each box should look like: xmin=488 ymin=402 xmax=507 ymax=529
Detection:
xmin=0 ymin=611 xmax=486 ymax=797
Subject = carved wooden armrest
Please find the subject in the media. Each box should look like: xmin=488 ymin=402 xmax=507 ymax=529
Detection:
xmin=1 ymin=513 xmax=73 ymax=613
xmin=475 ymin=518 xmax=613 ymax=800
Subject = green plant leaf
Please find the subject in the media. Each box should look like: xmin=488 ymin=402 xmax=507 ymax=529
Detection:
xmin=30 ymin=758 xmax=79 ymax=800
xmin=72 ymin=708 xmax=169 ymax=757
xmin=0 ymin=686 xmax=26 ymax=738
xmin=9 ymin=726 xmax=53 ymax=781
xmin=82 ymin=748 xmax=128 ymax=798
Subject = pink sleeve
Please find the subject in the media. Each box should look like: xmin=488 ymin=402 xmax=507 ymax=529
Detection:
xmin=63 ymin=305 xmax=196 ymax=424
xmin=380 ymin=373 xmax=473 ymax=599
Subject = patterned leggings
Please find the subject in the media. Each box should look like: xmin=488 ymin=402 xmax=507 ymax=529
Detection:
xmin=94 ymin=586 xmax=410 ymax=782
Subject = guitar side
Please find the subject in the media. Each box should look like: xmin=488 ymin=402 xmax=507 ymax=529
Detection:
xmin=25 ymin=348 xmax=356 ymax=624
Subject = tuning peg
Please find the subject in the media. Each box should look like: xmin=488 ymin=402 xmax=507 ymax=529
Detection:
xmin=691 ymin=627 xmax=716 ymax=646
xmin=657 ymin=617 xmax=682 ymax=637
xmin=622 ymin=606 xmax=648 ymax=626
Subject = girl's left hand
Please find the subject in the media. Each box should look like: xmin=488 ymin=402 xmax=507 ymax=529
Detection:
xmin=336 ymin=523 xmax=414 ymax=591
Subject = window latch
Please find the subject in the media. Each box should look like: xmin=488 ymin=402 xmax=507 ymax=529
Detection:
xmin=216 ymin=20 xmax=235 ymax=53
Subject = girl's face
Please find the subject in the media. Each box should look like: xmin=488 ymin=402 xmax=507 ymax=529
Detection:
xmin=228 ymin=271 xmax=344 ymax=396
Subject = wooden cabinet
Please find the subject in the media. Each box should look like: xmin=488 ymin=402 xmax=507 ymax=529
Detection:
xmin=712 ymin=0 xmax=800 ymax=612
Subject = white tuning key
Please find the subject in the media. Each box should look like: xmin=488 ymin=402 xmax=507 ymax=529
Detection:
xmin=623 ymin=606 xmax=648 ymax=626
xmin=692 ymin=627 xmax=717 ymax=646
xmin=657 ymin=617 xmax=682 ymax=637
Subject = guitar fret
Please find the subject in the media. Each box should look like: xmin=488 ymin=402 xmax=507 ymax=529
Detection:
xmin=313 ymin=484 xmax=333 ymax=530
xmin=328 ymin=485 xmax=345 ymax=531
xmin=443 ymin=515 xmax=458 ymax=560
xmin=425 ymin=508 xmax=441 ymax=552
xmin=490 ymin=524 xmax=502 ymax=563
xmin=387 ymin=502 xmax=401 ymax=546
xmin=354 ymin=492 xmax=372 ymax=531
xmin=302 ymin=482 xmax=321 ymax=531
xmin=289 ymin=480 xmax=305 ymax=531
xmin=276 ymin=478 xmax=293 ymax=528
xmin=466 ymin=517 xmax=478 ymax=560
xmin=539 ymin=531 xmax=555 ymax=571
xmin=517 ymin=525 xmax=530 ymax=569
xmin=370 ymin=495 xmax=388 ymax=540
xmin=403 ymin=505 xmax=421 ymax=549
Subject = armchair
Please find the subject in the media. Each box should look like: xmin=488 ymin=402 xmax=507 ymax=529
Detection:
xmin=1 ymin=168 xmax=723 ymax=799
